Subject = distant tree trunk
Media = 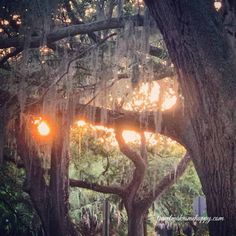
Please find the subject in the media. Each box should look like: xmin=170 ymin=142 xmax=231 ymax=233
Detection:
xmin=0 ymin=106 xmax=5 ymax=165
xmin=144 ymin=1 xmax=236 ymax=235
xmin=143 ymin=210 xmax=148 ymax=236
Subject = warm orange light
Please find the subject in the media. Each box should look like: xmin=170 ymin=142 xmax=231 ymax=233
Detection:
xmin=37 ymin=121 xmax=50 ymax=136
xmin=32 ymin=117 xmax=51 ymax=137
xmin=124 ymin=81 xmax=160 ymax=111
xmin=122 ymin=130 xmax=140 ymax=143
xmin=122 ymin=130 xmax=158 ymax=145
xmin=161 ymin=96 xmax=177 ymax=111
xmin=77 ymin=120 xmax=86 ymax=127
xmin=74 ymin=120 xmax=158 ymax=145
xmin=39 ymin=46 xmax=53 ymax=55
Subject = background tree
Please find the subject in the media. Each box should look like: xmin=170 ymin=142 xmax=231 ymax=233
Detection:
xmin=69 ymin=121 xmax=194 ymax=235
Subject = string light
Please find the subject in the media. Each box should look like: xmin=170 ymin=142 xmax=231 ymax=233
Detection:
xmin=37 ymin=121 xmax=50 ymax=136
xmin=33 ymin=117 xmax=51 ymax=137
xmin=214 ymin=1 xmax=222 ymax=11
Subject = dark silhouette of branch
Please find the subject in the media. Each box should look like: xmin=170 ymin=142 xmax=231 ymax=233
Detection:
xmin=0 ymin=15 xmax=144 ymax=49
xmin=69 ymin=179 xmax=124 ymax=196
xmin=64 ymin=1 xmax=100 ymax=43
xmin=38 ymin=33 xmax=116 ymax=100
xmin=72 ymin=100 xmax=186 ymax=146
xmin=24 ymin=97 xmax=186 ymax=145
xmin=0 ymin=47 xmax=23 ymax=69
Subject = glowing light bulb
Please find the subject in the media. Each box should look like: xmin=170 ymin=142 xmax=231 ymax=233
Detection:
xmin=37 ymin=121 xmax=50 ymax=136
xmin=77 ymin=120 xmax=86 ymax=127
xmin=214 ymin=1 xmax=222 ymax=11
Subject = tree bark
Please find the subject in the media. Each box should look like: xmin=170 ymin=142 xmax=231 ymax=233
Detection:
xmin=144 ymin=1 xmax=236 ymax=235
xmin=143 ymin=211 xmax=148 ymax=236
xmin=49 ymin=113 xmax=77 ymax=236
xmin=126 ymin=204 xmax=145 ymax=236
xmin=16 ymin=114 xmax=77 ymax=236
xmin=16 ymin=117 xmax=50 ymax=235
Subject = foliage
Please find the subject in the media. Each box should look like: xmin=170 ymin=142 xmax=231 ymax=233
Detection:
xmin=69 ymin=124 xmax=202 ymax=235
xmin=0 ymin=163 xmax=42 ymax=236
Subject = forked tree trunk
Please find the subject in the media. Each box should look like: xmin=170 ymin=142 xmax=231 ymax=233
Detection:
xmin=144 ymin=1 xmax=236 ymax=235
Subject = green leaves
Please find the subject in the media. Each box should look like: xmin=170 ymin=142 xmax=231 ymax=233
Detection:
xmin=0 ymin=163 xmax=42 ymax=235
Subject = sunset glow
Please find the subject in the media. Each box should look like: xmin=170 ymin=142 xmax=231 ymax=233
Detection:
xmin=75 ymin=120 xmax=157 ymax=145
xmin=122 ymin=130 xmax=140 ymax=143
xmin=161 ymin=95 xmax=177 ymax=110
xmin=77 ymin=120 xmax=86 ymax=127
xmin=124 ymin=82 xmax=161 ymax=111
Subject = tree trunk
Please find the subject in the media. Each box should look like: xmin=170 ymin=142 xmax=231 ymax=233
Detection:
xmin=0 ymin=106 xmax=5 ymax=165
xmin=16 ymin=118 xmax=50 ymax=235
xmin=126 ymin=203 xmax=145 ymax=236
xmin=16 ymin=115 xmax=77 ymax=236
xmin=144 ymin=0 xmax=236 ymax=235
xmin=143 ymin=211 xmax=148 ymax=236
xmin=191 ymin=140 xmax=236 ymax=236
xmin=49 ymin=114 xmax=77 ymax=236
xmin=127 ymin=211 xmax=144 ymax=236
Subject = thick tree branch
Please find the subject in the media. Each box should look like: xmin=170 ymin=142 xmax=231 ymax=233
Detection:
xmin=0 ymin=15 xmax=144 ymax=49
xmin=26 ymin=98 xmax=186 ymax=145
xmin=64 ymin=1 xmax=100 ymax=43
xmin=0 ymin=47 xmax=23 ymax=69
xmin=115 ymin=130 xmax=145 ymax=168
xmin=115 ymin=130 xmax=146 ymax=201
xmin=69 ymin=179 xmax=124 ymax=196
xmin=73 ymin=100 xmax=186 ymax=146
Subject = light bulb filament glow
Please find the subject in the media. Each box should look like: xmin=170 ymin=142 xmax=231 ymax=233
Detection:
xmin=37 ymin=121 xmax=50 ymax=136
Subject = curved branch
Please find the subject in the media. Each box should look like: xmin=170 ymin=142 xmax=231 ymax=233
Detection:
xmin=69 ymin=179 xmax=124 ymax=196
xmin=115 ymin=130 xmax=145 ymax=168
xmin=73 ymin=100 xmax=187 ymax=146
xmin=115 ymin=130 xmax=146 ymax=200
xmin=142 ymin=153 xmax=191 ymax=206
